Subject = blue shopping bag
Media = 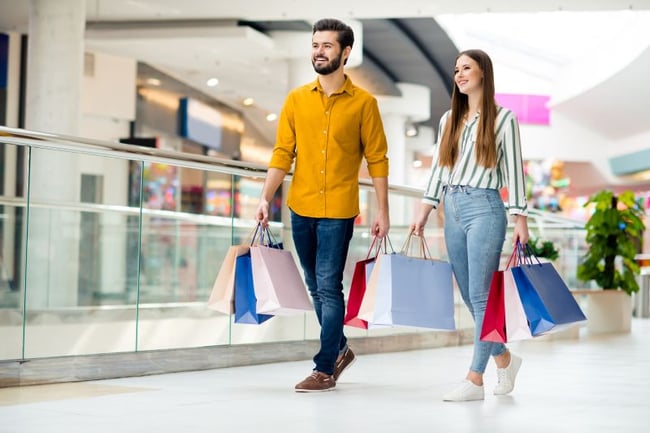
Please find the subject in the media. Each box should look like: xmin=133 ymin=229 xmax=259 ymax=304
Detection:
xmin=511 ymin=265 xmax=555 ymax=335
xmin=518 ymin=261 xmax=586 ymax=328
xmin=234 ymin=252 xmax=273 ymax=324
xmin=370 ymin=253 xmax=456 ymax=330
xmin=511 ymin=242 xmax=586 ymax=336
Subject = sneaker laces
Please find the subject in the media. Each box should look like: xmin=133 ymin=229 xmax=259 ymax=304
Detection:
xmin=496 ymin=368 xmax=507 ymax=384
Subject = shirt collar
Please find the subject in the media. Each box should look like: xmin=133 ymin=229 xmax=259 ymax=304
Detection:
xmin=310 ymin=75 xmax=354 ymax=96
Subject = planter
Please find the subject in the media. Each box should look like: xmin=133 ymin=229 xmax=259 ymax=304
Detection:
xmin=573 ymin=289 xmax=632 ymax=334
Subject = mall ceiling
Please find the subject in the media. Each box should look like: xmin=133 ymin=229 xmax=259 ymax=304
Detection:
xmin=1 ymin=0 xmax=650 ymax=146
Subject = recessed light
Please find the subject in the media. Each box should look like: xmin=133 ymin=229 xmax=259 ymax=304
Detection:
xmin=206 ymin=78 xmax=219 ymax=87
xmin=242 ymin=97 xmax=255 ymax=106
xmin=146 ymin=78 xmax=161 ymax=86
xmin=266 ymin=113 xmax=278 ymax=122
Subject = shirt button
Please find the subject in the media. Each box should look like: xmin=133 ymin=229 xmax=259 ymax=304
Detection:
xmin=320 ymin=170 xmax=324 ymax=174
xmin=321 ymin=150 xmax=325 ymax=154
xmin=320 ymin=190 xmax=324 ymax=194
xmin=323 ymin=130 xmax=327 ymax=134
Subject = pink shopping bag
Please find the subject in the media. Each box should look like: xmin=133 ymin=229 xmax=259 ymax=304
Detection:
xmin=504 ymin=268 xmax=533 ymax=341
xmin=250 ymin=245 xmax=312 ymax=315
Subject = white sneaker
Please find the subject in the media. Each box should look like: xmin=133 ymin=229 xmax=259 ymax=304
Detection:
xmin=494 ymin=353 xmax=522 ymax=395
xmin=442 ymin=380 xmax=485 ymax=402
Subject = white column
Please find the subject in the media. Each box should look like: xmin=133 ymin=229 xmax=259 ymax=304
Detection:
xmin=26 ymin=0 xmax=85 ymax=136
xmin=24 ymin=0 xmax=85 ymax=307
xmin=377 ymin=83 xmax=431 ymax=226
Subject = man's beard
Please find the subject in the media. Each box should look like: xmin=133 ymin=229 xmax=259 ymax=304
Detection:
xmin=312 ymin=52 xmax=343 ymax=75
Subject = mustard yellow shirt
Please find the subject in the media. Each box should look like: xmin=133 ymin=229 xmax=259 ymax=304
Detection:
xmin=269 ymin=76 xmax=389 ymax=218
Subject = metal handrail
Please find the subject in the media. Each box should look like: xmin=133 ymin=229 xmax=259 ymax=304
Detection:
xmin=0 ymin=125 xmax=584 ymax=228
xmin=0 ymin=126 xmax=425 ymax=197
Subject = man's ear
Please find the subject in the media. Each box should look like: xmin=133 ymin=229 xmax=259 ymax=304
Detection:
xmin=342 ymin=46 xmax=352 ymax=64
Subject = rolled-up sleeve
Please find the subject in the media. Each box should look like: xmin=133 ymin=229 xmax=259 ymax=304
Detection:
xmin=422 ymin=112 xmax=450 ymax=207
xmin=361 ymin=98 xmax=389 ymax=178
xmin=269 ymin=93 xmax=297 ymax=172
xmin=501 ymin=113 xmax=528 ymax=216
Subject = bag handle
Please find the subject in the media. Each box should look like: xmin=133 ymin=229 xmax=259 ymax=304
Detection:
xmin=259 ymin=225 xmax=283 ymax=249
xmin=248 ymin=223 xmax=282 ymax=248
xmin=505 ymin=242 xmax=524 ymax=269
xmin=521 ymin=242 xmax=542 ymax=266
xmin=365 ymin=235 xmax=394 ymax=259
xmin=401 ymin=230 xmax=433 ymax=259
xmin=245 ymin=223 xmax=263 ymax=246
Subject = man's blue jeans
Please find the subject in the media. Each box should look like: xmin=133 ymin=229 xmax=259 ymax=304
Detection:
xmin=290 ymin=211 xmax=355 ymax=375
xmin=443 ymin=186 xmax=508 ymax=374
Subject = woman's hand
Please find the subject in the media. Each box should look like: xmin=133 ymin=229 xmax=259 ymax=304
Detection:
xmin=512 ymin=215 xmax=529 ymax=246
xmin=411 ymin=204 xmax=434 ymax=235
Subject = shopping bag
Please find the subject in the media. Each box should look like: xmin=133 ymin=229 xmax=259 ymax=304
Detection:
xmin=364 ymin=234 xmax=455 ymax=330
xmin=356 ymin=237 xmax=396 ymax=328
xmin=503 ymin=268 xmax=533 ymax=341
xmin=251 ymin=245 xmax=312 ymax=315
xmin=233 ymin=252 xmax=273 ymax=324
xmin=344 ymin=258 xmax=376 ymax=329
xmin=207 ymin=244 xmax=249 ymax=314
xmin=344 ymin=236 xmax=385 ymax=329
xmin=515 ymin=259 xmax=587 ymax=334
xmin=480 ymin=270 xmax=507 ymax=342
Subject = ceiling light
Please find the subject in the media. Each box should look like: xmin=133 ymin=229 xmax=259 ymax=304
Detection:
xmin=146 ymin=78 xmax=161 ymax=86
xmin=242 ymin=97 xmax=255 ymax=106
xmin=266 ymin=113 xmax=278 ymax=122
xmin=206 ymin=78 xmax=219 ymax=87
xmin=405 ymin=121 xmax=418 ymax=137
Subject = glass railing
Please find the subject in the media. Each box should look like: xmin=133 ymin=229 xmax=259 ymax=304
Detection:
xmin=0 ymin=126 xmax=587 ymax=362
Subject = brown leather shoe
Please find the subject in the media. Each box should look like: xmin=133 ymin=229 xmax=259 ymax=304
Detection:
xmin=295 ymin=371 xmax=335 ymax=393
xmin=333 ymin=347 xmax=356 ymax=381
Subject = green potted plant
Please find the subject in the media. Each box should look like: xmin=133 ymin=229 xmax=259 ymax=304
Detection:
xmin=527 ymin=236 xmax=560 ymax=261
xmin=577 ymin=190 xmax=646 ymax=295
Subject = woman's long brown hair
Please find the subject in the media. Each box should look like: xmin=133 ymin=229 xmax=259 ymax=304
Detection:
xmin=438 ymin=49 xmax=498 ymax=169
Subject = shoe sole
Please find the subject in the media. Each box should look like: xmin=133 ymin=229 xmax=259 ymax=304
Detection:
xmin=334 ymin=357 xmax=356 ymax=381
xmin=295 ymin=387 xmax=336 ymax=393
xmin=442 ymin=396 xmax=485 ymax=402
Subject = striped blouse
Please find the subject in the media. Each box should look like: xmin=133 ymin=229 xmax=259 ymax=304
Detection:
xmin=422 ymin=106 xmax=528 ymax=216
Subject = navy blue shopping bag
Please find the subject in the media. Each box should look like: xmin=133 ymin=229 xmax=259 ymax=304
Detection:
xmin=518 ymin=261 xmax=586 ymax=327
xmin=511 ymin=242 xmax=586 ymax=335
xmin=234 ymin=251 xmax=273 ymax=324
xmin=511 ymin=265 xmax=555 ymax=335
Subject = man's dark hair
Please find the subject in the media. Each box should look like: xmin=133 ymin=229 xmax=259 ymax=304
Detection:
xmin=312 ymin=18 xmax=354 ymax=50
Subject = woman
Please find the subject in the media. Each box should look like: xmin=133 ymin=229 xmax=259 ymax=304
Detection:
xmin=411 ymin=49 xmax=529 ymax=402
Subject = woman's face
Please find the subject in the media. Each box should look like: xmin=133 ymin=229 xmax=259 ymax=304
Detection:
xmin=454 ymin=54 xmax=483 ymax=95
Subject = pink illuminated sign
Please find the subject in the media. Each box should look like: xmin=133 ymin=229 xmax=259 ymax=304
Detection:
xmin=495 ymin=93 xmax=550 ymax=125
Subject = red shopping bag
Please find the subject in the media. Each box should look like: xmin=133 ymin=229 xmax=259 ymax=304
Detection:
xmin=344 ymin=236 xmax=387 ymax=329
xmin=480 ymin=270 xmax=507 ymax=342
xmin=344 ymin=257 xmax=376 ymax=329
xmin=480 ymin=246 xmax=522 ymax=342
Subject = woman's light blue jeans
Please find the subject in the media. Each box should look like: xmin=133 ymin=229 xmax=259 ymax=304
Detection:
xmin=290 ymin=211 xmax=355 ymax=375
xmin=443 ymin=186 xmax=508 ymax=374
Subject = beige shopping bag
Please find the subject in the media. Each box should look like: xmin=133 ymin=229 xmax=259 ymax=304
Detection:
xmin=207 ymin=244 xmax=250 ymax=314
xmin=250 ymin=245 xmax=312 ymax=315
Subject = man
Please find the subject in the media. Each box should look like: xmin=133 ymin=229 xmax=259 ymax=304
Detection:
xmin=255 ymin=18 xmax=390 ymax=392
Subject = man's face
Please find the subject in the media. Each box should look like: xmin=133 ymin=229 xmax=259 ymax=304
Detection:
xmin=311 ymin=30 xmax=346 ymax=75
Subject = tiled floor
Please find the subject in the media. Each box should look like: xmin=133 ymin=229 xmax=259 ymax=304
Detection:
xmin=1 ymin=320 xmax=649 ymax=433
